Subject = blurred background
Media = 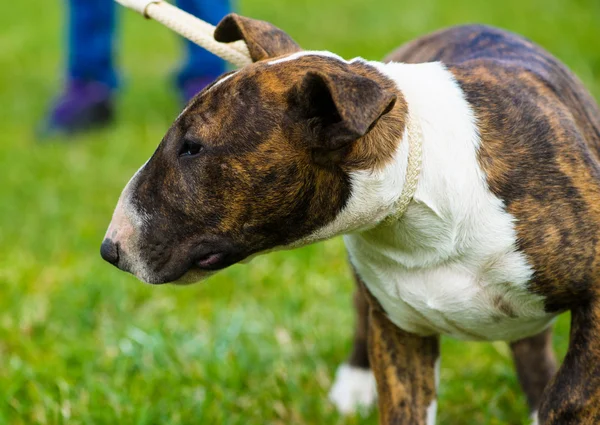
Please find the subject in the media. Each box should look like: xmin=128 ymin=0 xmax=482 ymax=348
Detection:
xmin=1 ymin=0 xmax=599 ymax=423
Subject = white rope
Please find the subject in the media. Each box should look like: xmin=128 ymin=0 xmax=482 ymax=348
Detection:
xmin=383 ymin=116 xmax=423 ymax=225
xmin=114 ymin=0 xmax=252 ymax=68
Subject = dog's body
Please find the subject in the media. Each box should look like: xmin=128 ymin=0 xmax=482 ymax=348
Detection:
xmin=346 ymin=58 xmax=553 ymax=342
xmin=102 ymin=16 xmax=600 ymax=424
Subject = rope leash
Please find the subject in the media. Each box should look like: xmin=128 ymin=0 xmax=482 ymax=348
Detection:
xmin=114 ymin=0 xmax=422 ymax=223
xmin=115 ymin=0 xmax=252 ymax=67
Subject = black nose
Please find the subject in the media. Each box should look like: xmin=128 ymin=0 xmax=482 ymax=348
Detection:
xmin=100 ymin=238 xmax=120 ymax=266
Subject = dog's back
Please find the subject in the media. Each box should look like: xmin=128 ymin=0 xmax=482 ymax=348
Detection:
xmin=387 ymin=25 xmax=600 ymax=312
xmin=386 ymin=25 xmax=600 ymax=157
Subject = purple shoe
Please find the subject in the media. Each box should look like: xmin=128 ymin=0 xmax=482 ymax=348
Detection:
xmin=40 ymin=80 xmax=114 ymax=137
xmin=181 ymin=76 xmax=218 ymax=104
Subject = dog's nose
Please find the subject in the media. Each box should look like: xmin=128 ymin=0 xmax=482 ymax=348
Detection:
xmin=100 ymin=238 xmax=120 ymax=266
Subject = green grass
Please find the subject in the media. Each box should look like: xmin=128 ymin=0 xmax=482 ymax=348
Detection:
xmin=1 ymin=0 xmax=599 ymax=423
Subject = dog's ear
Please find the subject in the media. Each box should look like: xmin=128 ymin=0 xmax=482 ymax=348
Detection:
xmin=214 ymin=13 xmax=302 ymax=62
xmin=290 ymin=70 xmax=397 ymax=162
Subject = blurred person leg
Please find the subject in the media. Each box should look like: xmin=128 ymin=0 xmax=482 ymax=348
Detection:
xmin=175 ymin=0 xmax=230 ymax=103
xmin=42 ymin=0 xmax=117 ymax=137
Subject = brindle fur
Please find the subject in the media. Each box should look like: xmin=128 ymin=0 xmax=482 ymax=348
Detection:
xmin=363 ymin=24 xmax=600 ymax=423
xmin=386 ymin=26 xmax=600 ymax=313
xmin=540 ymin=304 xmax=600 ymax=424
xmin=104 ymin=14 xmax=600 ymax=424
xmin=359 ymin=276 xmax=439 ymax=425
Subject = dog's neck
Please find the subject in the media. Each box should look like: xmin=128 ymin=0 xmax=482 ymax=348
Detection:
xmin=344 ymin=59 xmax=495 ymax=268
xmin=301 ymin=58 xmax=486 ymax=266
xmin=302 ymin=60 xmax=450 ymax=231
xmin=367 ymin=59 xmax=473 ymax=225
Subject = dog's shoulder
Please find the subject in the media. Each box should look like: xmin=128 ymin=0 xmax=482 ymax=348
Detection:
xmin=387 ymin=25 xmax=600 ymax=311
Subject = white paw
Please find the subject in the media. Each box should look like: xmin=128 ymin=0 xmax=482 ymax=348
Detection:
xmin=530 ymin=411 xmax=539 ymax=425
xmin=328 ymin=363 xmax=378 ymax=415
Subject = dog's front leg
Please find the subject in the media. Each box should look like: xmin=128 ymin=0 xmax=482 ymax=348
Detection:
xmin=539 ymin=304 xmax=600 ymax=424
xmin=329 ymin=276 xmax=378 ymax=414
xmin=367 ymin=292 xmax=440 ymax=425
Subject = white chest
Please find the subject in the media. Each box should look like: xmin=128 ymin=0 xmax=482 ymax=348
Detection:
xmin=345 ymin=225 xmax=554 ymax=341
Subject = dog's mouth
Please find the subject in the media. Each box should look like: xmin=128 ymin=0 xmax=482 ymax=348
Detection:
xmin=118 ymin=237 xmax=256 ymax=285
xmin=193 ymin=251 xmax=238 ymax=271
xmin=170 ymin=251 xmax=248 ymax=285
xmin=155 ymin=246 xmax=252 ymax=285
xmin=195 ymin=252 xmax=224 ymax=269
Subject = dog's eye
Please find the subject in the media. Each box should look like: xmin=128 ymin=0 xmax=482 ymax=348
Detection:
xmin=179 ymin=139 xmax=204 ymax=158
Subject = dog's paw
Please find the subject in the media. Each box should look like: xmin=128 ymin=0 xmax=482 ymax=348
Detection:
xmin=328 ymin=363 xmax=377 ymax=415
xmin=530 ymin=411 xmax=539 ymax=425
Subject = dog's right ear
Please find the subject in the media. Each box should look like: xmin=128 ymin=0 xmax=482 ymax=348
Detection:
xmin=214 ymin=13 xmax=302 ymax=62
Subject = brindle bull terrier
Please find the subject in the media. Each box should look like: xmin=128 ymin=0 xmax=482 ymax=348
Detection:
xmin=100 ymin=13 xmax=600 ymax=425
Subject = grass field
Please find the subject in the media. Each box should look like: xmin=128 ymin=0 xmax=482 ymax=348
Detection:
xmin=1 ymin=0 xmax=599 ymax=423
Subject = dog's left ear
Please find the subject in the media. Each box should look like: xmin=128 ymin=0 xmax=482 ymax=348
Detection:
xmin=214 ymin=13 xmax=302 ymax=62
xmin=290 ymin=70 xmax=397 ymax=160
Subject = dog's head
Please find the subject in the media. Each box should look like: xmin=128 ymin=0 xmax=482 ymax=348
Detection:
xmin=101 ymin=14 xmax=407 ymax=284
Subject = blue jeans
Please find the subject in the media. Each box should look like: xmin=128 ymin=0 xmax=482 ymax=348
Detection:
xmin=67 ymin=0 xmax=230 ymax=90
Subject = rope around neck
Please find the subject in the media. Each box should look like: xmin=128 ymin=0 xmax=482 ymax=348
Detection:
xmin=382 ymin=115 xmax=423 ymax=226
xmin=114 ymin=0 xmax=422 ymax=223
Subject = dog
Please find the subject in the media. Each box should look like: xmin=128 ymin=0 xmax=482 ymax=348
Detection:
xmin=101 ymin=13 xmax=600 ymax=424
